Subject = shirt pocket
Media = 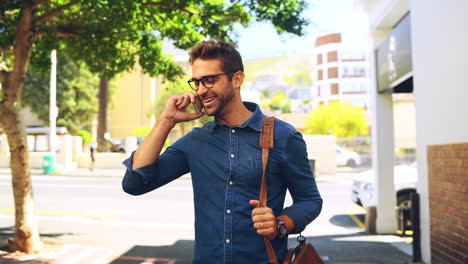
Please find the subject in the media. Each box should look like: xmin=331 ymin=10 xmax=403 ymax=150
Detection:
xmin=237 ymin=158 xmax=263 ymax=191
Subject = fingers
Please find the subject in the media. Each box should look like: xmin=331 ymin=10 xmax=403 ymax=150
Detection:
xmin=174 ymin=93 xmax=193 ymax=110
xmin=250 ymin=202 xmax=277 ymax=239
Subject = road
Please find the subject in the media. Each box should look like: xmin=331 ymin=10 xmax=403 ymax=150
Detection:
xmin=0 ymin=172 xmax=409 ymax=264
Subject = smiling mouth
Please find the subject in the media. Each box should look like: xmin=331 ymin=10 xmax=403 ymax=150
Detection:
xmin=203 ymin=97 xmax=215 ymax=104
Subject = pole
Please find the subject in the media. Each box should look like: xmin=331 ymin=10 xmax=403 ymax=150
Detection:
xmin=49 ymin=50 xmax=57 ymax=161
xmin=411 ymin=192 xmax=421 ymax=262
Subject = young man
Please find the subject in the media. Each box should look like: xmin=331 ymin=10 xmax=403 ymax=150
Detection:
xmin=122 ymin=40 xmax=322 ymax=263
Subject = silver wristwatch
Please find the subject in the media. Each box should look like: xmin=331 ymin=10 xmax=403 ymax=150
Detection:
xmin=277 ymin=219 xmax=288 ymax=238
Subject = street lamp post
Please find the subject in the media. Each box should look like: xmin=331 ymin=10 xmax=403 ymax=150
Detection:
xmin=49 ymin=50 xmax=57 ymax=163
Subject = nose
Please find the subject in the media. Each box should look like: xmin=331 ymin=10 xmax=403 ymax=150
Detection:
xmin=196 ymin=84 xmax=208 ymax=96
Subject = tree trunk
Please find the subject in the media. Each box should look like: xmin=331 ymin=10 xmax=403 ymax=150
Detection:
xmin=0 ymin=3 xmax=42 ymax=253
xmin=0 ymin=103 xmax=42 ymax=253
xmin=97 ymin=76 xmax=109 ymax=152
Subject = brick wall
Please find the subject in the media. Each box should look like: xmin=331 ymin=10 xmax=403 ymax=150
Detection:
xmin=427 ymin=143 xmax=468 ymax=264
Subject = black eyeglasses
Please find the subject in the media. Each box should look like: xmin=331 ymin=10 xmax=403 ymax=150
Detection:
xmin=187 ymin=70 xmax=237 ymax=91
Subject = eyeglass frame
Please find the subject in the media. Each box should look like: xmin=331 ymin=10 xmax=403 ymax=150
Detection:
xmin=187 ymin=70 xmax=238 ymax=91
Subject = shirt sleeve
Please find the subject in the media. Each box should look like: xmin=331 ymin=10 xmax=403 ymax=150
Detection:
xmin=121 ymin=143 xmax=190 ymax=196
xmin=280 ymin=130 xmax=323 ymax=234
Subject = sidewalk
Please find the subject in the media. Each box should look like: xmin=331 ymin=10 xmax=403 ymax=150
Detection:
xmin=0 ymin=167 xmax=125 ymax=178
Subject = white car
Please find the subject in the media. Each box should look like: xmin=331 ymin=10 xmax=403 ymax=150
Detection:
xmin=336 ymin=146 xmax=362 ymax=167
xmin=351 ymin=162 xmax=417 ymax=209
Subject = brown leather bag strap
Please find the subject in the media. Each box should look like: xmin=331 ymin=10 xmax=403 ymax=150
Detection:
xmin=259 ymin=116 xmax=278 ymax=264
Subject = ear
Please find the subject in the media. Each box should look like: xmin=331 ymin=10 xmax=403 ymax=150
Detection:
xmin=231 ymin=71 xmax=245 ymax=89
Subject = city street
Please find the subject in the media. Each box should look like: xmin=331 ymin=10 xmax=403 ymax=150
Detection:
xmin=0 ymin=171 xmax=411 ymax=264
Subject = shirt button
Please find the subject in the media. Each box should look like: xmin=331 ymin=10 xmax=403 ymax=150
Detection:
xmin=227 ymin=209 xmax=231 ymax=214
xmin=226 ymin=239 xmax=230 ymax=244
xmin=229 ymin=181 xmax=233 ymax=185
xmin=230 ymin=154 xmax=235 ymax=158
xmin=232 ymin=129 xmax=236 ymax=133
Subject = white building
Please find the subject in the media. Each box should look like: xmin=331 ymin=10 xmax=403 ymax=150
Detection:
xmin=312 ymin=32 xmax=370 ymax=109
xmin=356 ymin=0 xmax=468 ymax=263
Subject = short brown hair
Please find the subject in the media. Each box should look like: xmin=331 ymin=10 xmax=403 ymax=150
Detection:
xmin=188 ymin=40 xmax=244 ymax=76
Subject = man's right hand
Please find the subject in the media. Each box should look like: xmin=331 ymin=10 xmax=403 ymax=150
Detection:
xmin=159 ymin=92 xmax=204 ymax=127
xmin=132 ymin=92 xmax=203 ymax=170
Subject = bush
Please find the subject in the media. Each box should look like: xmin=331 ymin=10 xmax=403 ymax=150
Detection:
xmin=78 ymin=129 xmax=92 ymax=144
xmin=134 ymin=127 xmax=152 ymax=137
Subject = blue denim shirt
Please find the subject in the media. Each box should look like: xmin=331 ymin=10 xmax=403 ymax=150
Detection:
xmin=122 ymin=102 xmax=322 ymax=264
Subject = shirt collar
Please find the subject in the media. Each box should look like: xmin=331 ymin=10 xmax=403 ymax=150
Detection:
xmin=209 ymin=102 xmax=264 ymax=133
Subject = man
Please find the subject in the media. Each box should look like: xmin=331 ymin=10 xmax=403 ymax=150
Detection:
xmin=89 ymin=141 xmax=96 ymax=171
xmin=122 ymin=40 xmax=322 ymax=263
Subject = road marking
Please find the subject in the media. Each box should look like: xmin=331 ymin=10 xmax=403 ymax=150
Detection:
xmin=347 ymin=204 xmax=366 ymax=229
xmin=116 ymin=256 xmax=176 ymax=264
xmin=54 ymin=245 xmax=115 ymax=264
xmin=0 ymin=208 xmax=115 ymax=220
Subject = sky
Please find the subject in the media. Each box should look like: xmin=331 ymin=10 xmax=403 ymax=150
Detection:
xmin=236 ymin=0 xmax=369 ymax=60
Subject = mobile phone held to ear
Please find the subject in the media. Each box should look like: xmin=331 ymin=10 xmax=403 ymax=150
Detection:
xmin=192 ymin=96 xmax=204 ymax=114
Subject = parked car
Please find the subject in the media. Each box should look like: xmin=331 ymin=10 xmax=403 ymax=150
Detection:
xmin=110 ymin=138 xmax=125 ymax=153
xmin=352 ymin=162 xmax=417 ymax=230
xmin=336 ymin=145 xmax=362 ymax=167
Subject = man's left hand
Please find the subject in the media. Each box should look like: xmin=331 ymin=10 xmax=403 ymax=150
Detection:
xmin=249 ymin=200 xmax=277 ymax=240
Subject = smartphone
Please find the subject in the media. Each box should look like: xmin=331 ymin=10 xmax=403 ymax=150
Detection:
xmin=192 ymin=96 xmax=204 ymax=114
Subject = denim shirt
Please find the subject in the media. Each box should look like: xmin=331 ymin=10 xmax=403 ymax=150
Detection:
xmin=122 ymin=102 xmax=322 ymax=264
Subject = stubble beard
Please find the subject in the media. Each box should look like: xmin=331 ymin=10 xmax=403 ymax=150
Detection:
xmin=206 ymin=86 xmax=235 ymax=119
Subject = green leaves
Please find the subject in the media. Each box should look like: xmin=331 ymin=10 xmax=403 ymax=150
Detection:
xmin=22 ymin=54 xmax=99 ymax=133
xmin=2 ymin=0 xmax=308 ymax=81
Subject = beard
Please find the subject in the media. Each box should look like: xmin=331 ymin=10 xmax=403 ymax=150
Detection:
xmin=204 ymin=85 xmax=235 ymax=118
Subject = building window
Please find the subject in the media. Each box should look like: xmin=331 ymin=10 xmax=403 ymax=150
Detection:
xmin=327 ymin=51 xmax=338 ymax=63
xmin=328 ymin=67 xmax=338 ymax=79
xmin=317 ymin=54 xmax=323 ymax=65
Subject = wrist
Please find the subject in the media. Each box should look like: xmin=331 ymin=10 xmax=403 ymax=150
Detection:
xmin=276 ymin=219 xmax=288 ymax=238
xmin=157 ymin=116 xmax=176 ymax=130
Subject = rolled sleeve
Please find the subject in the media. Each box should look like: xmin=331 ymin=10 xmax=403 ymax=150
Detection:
xmin=280 ymin=131 xmax=322 ymax=233
xmin=121 ymin=145 xmax=190 ymax=195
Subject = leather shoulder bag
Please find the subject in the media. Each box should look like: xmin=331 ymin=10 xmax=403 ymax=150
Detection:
xmin=259 ymin=116 xmax=324 ymax=264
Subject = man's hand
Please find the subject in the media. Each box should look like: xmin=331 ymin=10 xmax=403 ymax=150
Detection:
xmin=249 ymin=200 xmax=278 ymax=240
xmin=159 ymin=92 xmax=204 ymax=126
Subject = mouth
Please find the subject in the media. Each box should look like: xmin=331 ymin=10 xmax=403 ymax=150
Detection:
xmin=202 ymin=96 xmax=216 ymax=107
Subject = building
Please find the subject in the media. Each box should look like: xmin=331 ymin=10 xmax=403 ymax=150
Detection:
xmin=356 ymin=0 xmax=468 ymax=263
xmin=312 ymin=32 xmax=369 ymax=109
xmin=107 ymin=66 xmax=159 ymax=139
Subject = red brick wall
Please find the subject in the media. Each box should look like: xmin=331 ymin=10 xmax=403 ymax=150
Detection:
xmin=317 ymin=54 xmax=323 ymax=65
xmin=427 ymin=143 xmax=468 ymax=264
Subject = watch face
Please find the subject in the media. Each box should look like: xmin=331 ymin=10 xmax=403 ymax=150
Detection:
xmin=278 ymin=220 xmax=287 ymax=237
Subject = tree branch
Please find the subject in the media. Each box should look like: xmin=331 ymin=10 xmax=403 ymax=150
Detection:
xmin=35 ymin=31 xmax=82 ymax=37
xmin=35 ymin=0 xmax=80 ymax=23
xmin=143 ymin=2 xmax=198 ymax=14
xmin=1 ymin=46 xmax=15 ymax=54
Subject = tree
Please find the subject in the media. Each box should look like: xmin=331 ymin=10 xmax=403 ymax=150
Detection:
xmin=304 ymin=101 xmax=369 ymax=138
xmin=0 ymin=0 xmax=308 ymax=253
xmin=22 ymin=54 xmax=99 ymax=133
xmin=261 ymin=91 xmax=291 ymax=113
